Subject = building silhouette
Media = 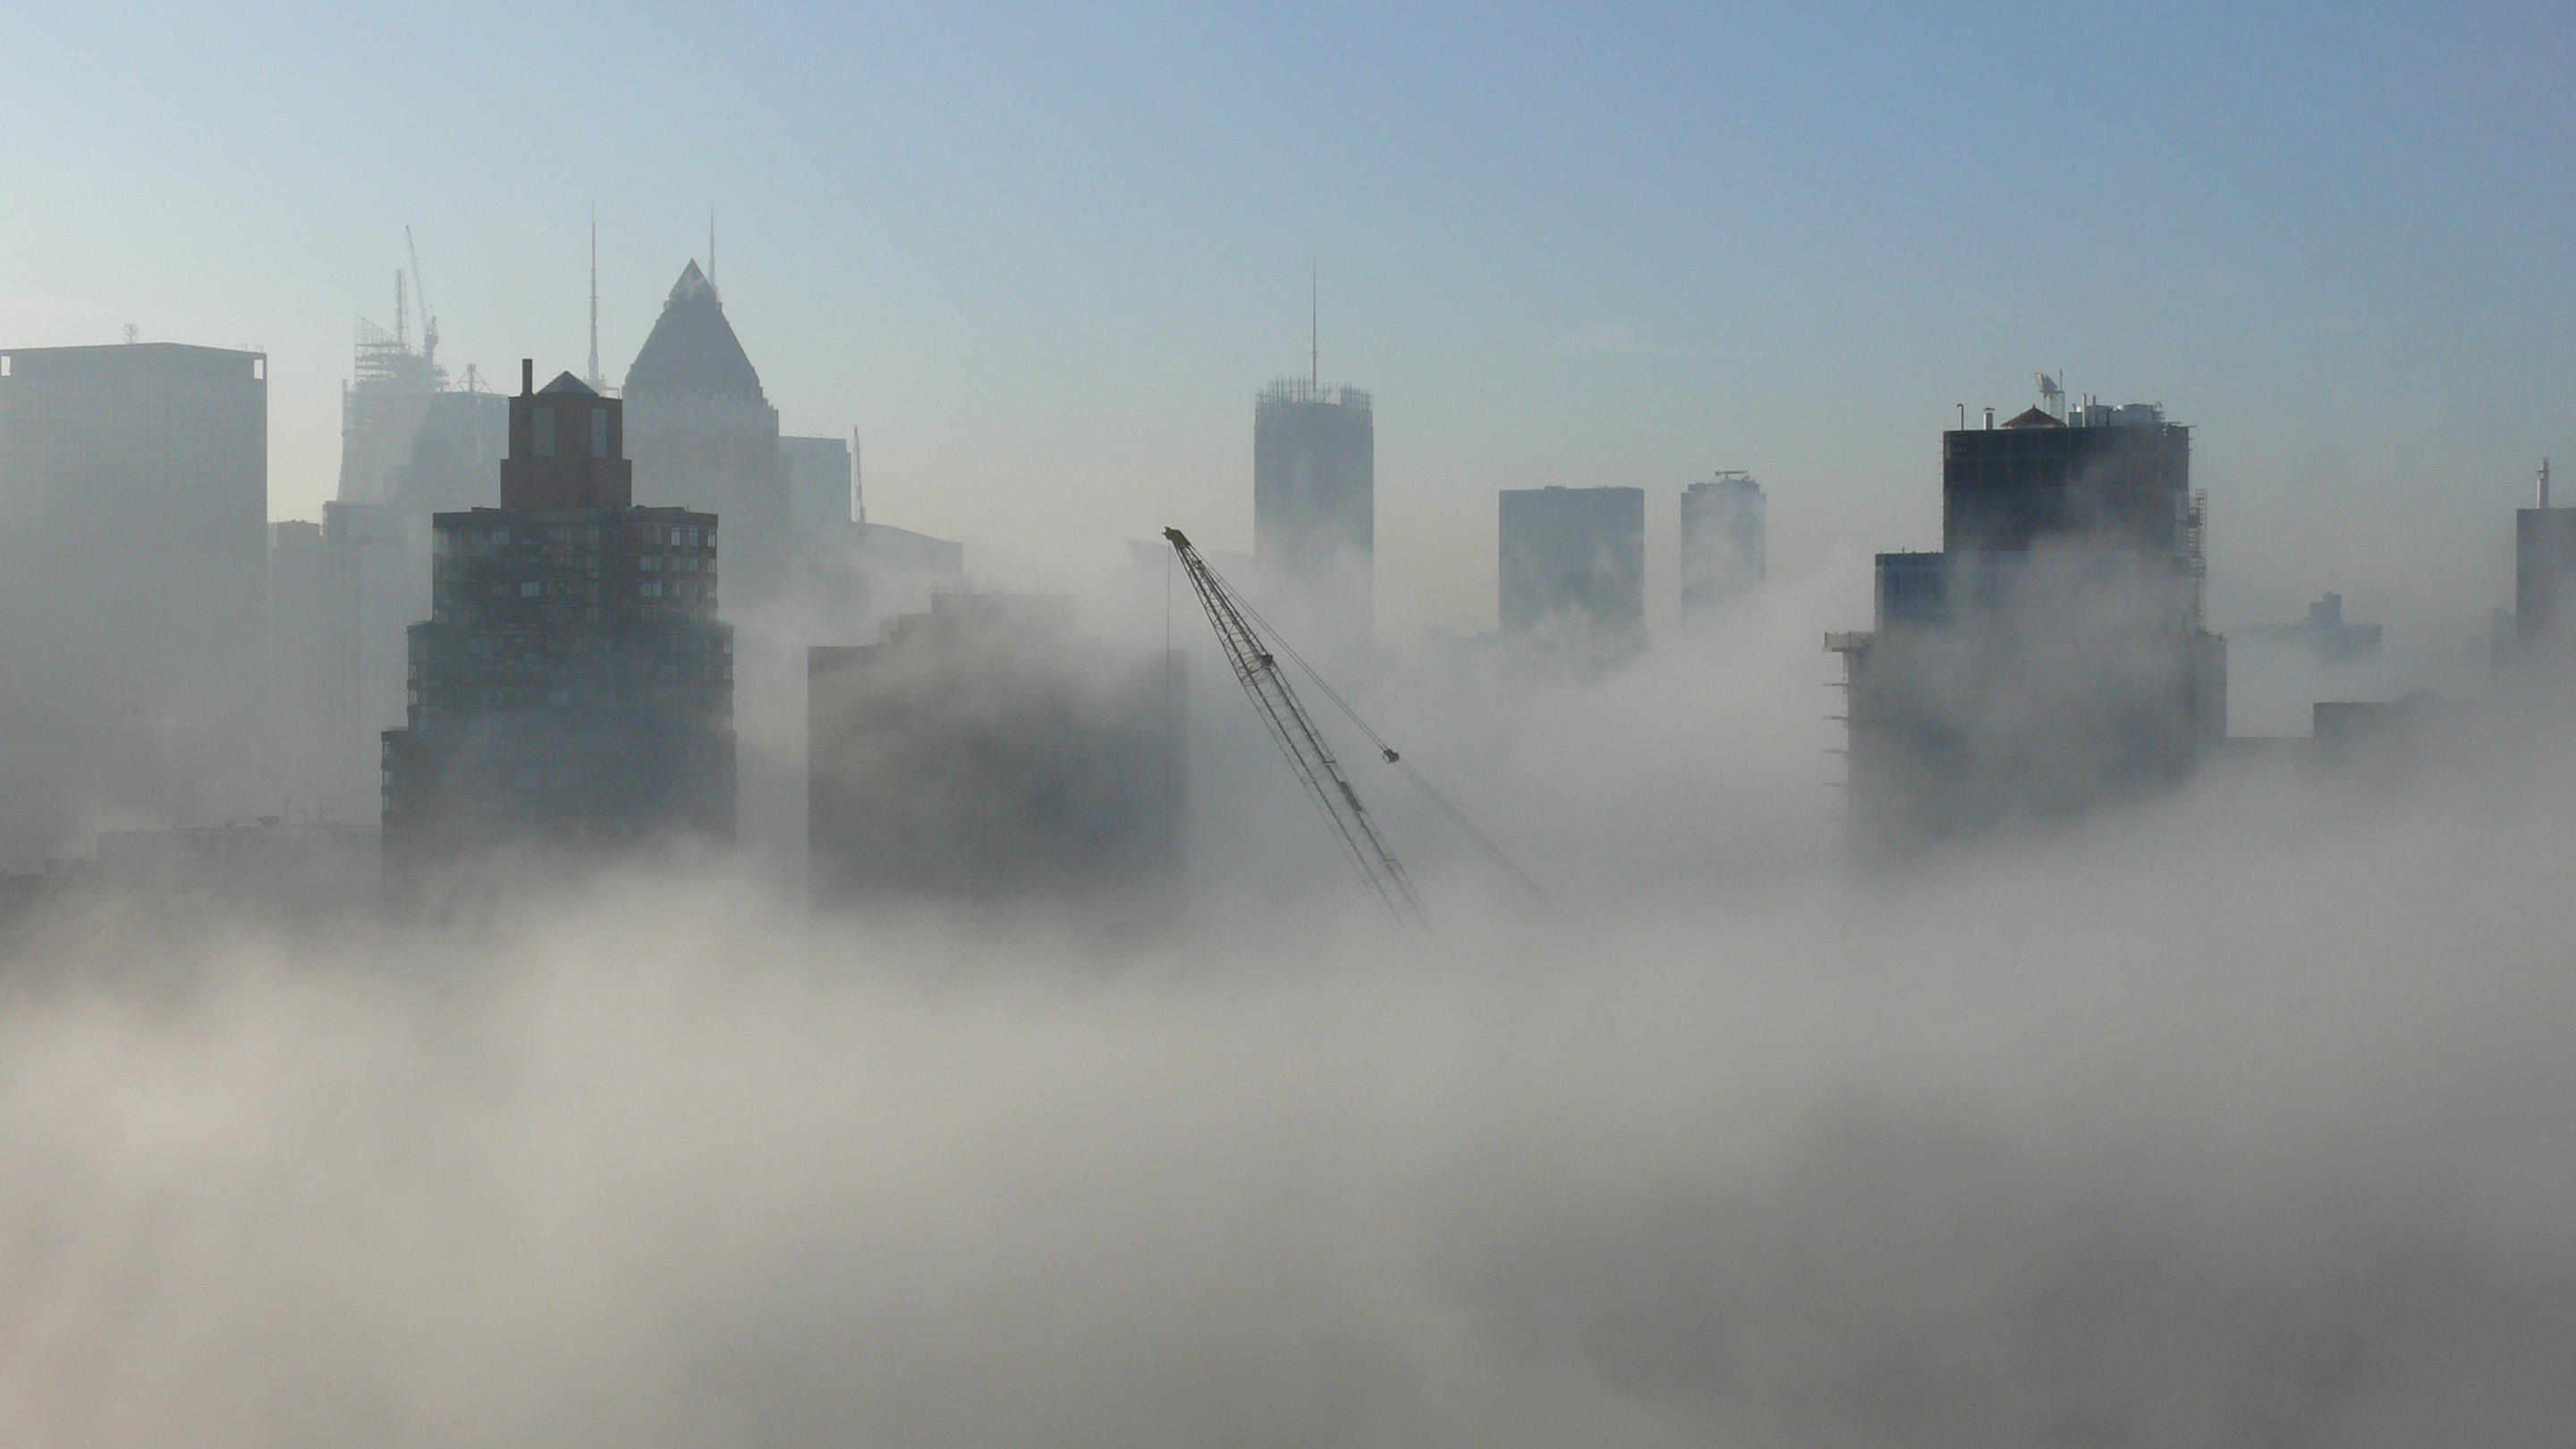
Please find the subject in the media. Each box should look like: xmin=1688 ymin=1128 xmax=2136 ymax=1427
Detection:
xmin=2244 ymin=592 xmax=2381 ymax=665
xmin=0 ymin=342 xmax=267 ymax=862
xmin=1254 ymin=378 xmax=1374 ymax=655
xmin=380 ymin=363 xmax=733 ymax=884
xmin=809 ymin=592 xmax=1182 ymax=913
xmin=1831 ymin=398 xmax=2225 ymax=863
xmin=623 ymin=261 xmax=790 ymax=610
xmin=1498 ymin=486 xmax=1647 ymax=654
xmin=1681 ymin=470 xmax=1766 ymax=618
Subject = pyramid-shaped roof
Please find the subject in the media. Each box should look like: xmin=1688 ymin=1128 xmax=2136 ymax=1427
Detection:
xmin=538 ymin=371 xmax=596 ymax=395
xmin=623 ymin=259 xmax=765 ymax=400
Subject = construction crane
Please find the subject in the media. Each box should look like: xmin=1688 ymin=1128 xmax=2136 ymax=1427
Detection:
xmin=1163 ymin=528 xmax=1427 ymax=932
xmin=405 ymin=225 xmax=437 ymax=371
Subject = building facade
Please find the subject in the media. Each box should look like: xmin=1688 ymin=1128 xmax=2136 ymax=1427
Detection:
xmin=0 ymin=342 xmax=267 ymax=861
xmin=1831 ymin=401 xmax=2224 ymax=865
xmin=809 ymin=592 xmax=1182 ymax=912
xmin=1254 ymin=378 xmax=1374 ymax=655
xmin=1497 ymin=485 xmax=1648 ymax=650
xmin=381 ymin=365 xmax=733 ymax=882
xmin=623 ymin=261 xmax=790 ymax=610
xmin=1681 ymin=470 xmax=1767 ymax=618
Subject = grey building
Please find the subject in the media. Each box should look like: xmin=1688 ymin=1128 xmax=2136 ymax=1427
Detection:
xmin=381 ymin=364 xmax=733 ymax=886
xmin=809 ymin=592 xmax=1182 ymax=913
xmin=1498 ymin=485 xmax=1647 ymax=649
xmin=1830 ymin=400 xmax=2225 ymax=865
xmin=389 ymin=386 xmax=509 ymax=519
xmin=624 ymin=261 xmax=791 ymax=609
xmin=0 ymin=342 xmax=267 ymax=861
xmin=1681 ymin=470 xmax=1766 ymax=618
xmin=2512 ymin=462 xmax=2576 ymax=657
xmin=781 ymin=433 xmax=854 ymax=534
xmin=1254 ymin=378 xmax=1374 ymax=654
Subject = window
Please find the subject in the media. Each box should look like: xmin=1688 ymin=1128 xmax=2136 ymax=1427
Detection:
xmin=521 ymin=580 xmax=542 ymax=597
xmin=641 ymin=580 xmax=663 ymax=597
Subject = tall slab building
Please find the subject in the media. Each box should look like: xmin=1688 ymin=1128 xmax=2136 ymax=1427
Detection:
xmin=381 ymin=364 xmax=733 ymax=884
xmin=1497 ymin=485 xmax=1648 ymax=656
xmin=623 ymin=261 xmax=790 ymax=610
xmin=1681 ymin=470 xmax=1767 ymax=618
xmin=0 ymin=342 xmax=267 ymax=860
xmin=1830 ymin=398 xmax=2225 ymax=865
xmin=1254 ymin=378 xmax=1374 ymax=655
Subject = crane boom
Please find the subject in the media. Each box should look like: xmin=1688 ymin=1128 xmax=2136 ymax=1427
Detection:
xmin=1163 ymin=528 xmax=1425 ymax=931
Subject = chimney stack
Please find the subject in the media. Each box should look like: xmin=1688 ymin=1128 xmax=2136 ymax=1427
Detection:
xmin=521 ymin=358 xmax=534 ymax=395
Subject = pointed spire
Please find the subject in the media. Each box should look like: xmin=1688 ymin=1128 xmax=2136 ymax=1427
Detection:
xmin=708 ymin=207 xmax=717 ymax=296
xmin=1310 ymin=258 xmax=1318 ymax=389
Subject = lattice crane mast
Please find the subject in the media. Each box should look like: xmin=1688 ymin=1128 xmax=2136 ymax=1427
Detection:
xmin=1163 ymin=528 xmax=1426 ymax=931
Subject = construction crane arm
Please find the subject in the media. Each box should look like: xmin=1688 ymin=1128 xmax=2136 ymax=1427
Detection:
xmin=1163 ymin=528 xmax=1425 ymax=931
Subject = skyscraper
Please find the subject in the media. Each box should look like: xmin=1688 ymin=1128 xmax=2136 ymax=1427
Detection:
xmin=1680 ymin=470 xmax=1767 ymax=618
xmin=0 ymin=342 xmax=267 ymax=860
xmin=1830 ymin=397 xmax=2224 ymax=864
xmin=623 ymin=261 xmax=790 ymax=609
xmin=381 ymin=363 xmax=733 ymax=883
xmin=1497 ymin=486 xmax=1648 ymax=652
xmin=1254 ymin=378 xmax=1374 ymax=654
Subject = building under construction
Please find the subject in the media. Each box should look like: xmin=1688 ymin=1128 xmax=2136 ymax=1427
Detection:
xmin=1830 ymin=394 xmax=2226 ymax=864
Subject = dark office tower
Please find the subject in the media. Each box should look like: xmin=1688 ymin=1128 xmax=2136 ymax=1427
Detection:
xmin=809 ymin=592 xmax=1183 ymax=917
xmin=623 ymin=261 xmax=789 ymax=609
xmin=1254 ymin=379 xmax=1374 ymax=654
xmin=0 ymin=343 xmax=267 ymax=861
xmin=1830 ymin=398 xmax=2224 ymax=866
xmin=1681 ymin=470 xmax=1767 ymax=618
xmin=1497 ymin=486 xmax=1648 ymax=656
xmin=380 ymin=364 xmax=733 ymax=884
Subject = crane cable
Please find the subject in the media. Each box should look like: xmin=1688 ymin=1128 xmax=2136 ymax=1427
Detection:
xmin=1218 ymin=586 xmax=1569 ymax=922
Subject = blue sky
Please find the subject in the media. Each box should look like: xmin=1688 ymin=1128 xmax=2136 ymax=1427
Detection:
xmin=4 ymin=0 xmax=2571 ymax=646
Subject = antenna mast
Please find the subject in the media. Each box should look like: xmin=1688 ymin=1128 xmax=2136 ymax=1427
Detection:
xmin=708 ymin=208 xmax=716 ymax=294
xmin=587 ymin=205 xmax=604 ymax=392
xmin=1309 ymin=258 xmax=1318 ymax=389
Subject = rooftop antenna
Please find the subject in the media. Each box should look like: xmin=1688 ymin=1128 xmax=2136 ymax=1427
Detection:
xmin=394 ymin=268 xmax=409 ymax=352
xmin=1310 ymin=257 xmax=1318 ymax=390
xmin=2542 ymin=457 xmax=2554 ymax=510
xmin=708 ymin=208 xmax=717 ymax=295
xmin=586 ymin=204 xmax=604 ymax=392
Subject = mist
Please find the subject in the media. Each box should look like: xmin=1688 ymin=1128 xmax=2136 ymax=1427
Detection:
xmin=2 ymin=544 xmax=2572 ymax=1445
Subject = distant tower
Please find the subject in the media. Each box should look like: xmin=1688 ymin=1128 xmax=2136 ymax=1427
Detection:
xmin=1254 ymin=378 xmax=1375 ymax=654
xmin=1497 ymin=486 xmax=1647 ymax=652
xmin=623 ymin=260 xmax=790 ymax=606
xmin=2513 ymin=458 xmax=2576 ymax=655
xmin=0 ymin=342 xmax=267 ymax=858
xmin=1680 ymin=470 xmax=1767 ymax=617
xmin=380 ymin=361 xmax=734 ymax=884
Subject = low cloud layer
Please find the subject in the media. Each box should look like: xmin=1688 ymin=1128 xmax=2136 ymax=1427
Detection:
xmin=3 ymin=697 xmax=2572 ymax=1446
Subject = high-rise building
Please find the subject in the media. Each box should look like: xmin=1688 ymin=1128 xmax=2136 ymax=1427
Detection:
xmin=1829 ymin=398 xmax=2224 ymax=864
xmin=389 ymin=386 xmax=509 ymax=519
xmin=1681 ymin=470 xmax=1767 ymax=618
xmin=1254 ymin=378 xmax=1374 ymax=654
xmin=336 ymin=305 xmax=440 ymax=506
xmin=2512 ymin=461 xmax=2576 ymax=657
xmin=809 ymin=592 xmax=1183 ymax=913
xmin=781 ymin=434 xmax=853 ymax=534
xmin=1497 ymin=486 xmax=1647 ymax=649
xmin=380 ymin=363 xmax=733 ymax=883
xmin=264 ymin=504 xmax=425 ymax=821
xmin=0 ymin=342 xmax=267 ymax=861
xmin=623 ymin=261 xmax=790 ymax=609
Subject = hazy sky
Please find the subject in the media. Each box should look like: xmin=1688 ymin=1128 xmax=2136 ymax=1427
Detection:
xmin=4 ymin=0 xmax=2571 ymax=645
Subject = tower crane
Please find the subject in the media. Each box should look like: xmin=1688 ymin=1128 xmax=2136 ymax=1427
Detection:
xmin=405 ymin=225 xmax=437 ymax=371
xmin=1163 ymin=528 xmax=1427 ymax=932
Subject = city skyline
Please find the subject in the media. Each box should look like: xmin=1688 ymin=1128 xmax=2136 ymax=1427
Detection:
xmin=4 ymin=3 xmax=2569 ymax=657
